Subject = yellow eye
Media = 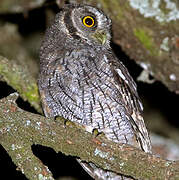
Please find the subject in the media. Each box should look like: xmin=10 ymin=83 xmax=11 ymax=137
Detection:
xmin=82 ymin=16 xmax=95 ymax=28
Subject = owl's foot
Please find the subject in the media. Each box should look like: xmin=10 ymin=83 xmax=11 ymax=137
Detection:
xmin=82 ymin=126 xmax=106 ymax=138
xmin=92 ymin=128 xmax=100 ymax=137
xmin=92 ymin=128 xmax=105 ymax=138
xmin=93 ymin=130 xmax=106 ymax=139
xmin=55 ymin=117 xmax=105 ymax=138
xmin=55 ymin=116 xmax=88 ymax=131
xmin=55 ymin=116 xmax=67 ymax=128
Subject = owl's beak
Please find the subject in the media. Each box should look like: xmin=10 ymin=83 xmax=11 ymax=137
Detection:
xmin=92 ymin=30 xmax=107 ymax=45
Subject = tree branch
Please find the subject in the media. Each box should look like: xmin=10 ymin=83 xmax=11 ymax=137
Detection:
xmin=0 ymin=93 xmax=179 ymax=180
xmin=0 ymin=55 xmax=41 ymax=113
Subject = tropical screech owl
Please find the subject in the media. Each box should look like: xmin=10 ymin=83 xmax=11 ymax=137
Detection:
xmin=38 ymin=4 xmax=151 ymax=180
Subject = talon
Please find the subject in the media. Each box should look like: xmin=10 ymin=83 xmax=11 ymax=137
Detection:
xmin=64 ymin=119 xmax=74 ymax=127
xmin=92 ymin=128 xmax=102 ymax=137
xmin=55 ymin=116 xmax=68 ymax=127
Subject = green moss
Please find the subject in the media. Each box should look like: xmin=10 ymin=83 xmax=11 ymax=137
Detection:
xmin=0 ymin=56 xmax=41 ymax=112
xmin=26 ymin=83 xmax=40 ymax=103
xmin=134 ymin=28 xmax=159 ymax=56
xmin=98 ymin=0 xmax=124 ymax=20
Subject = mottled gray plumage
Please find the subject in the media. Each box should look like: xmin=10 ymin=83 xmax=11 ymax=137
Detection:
xmin=38 ymin=4 xmax=151 ymax=180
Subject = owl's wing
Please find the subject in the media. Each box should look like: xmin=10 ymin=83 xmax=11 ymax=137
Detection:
xmin=109 ymin=58 xmax=151 ymax=152
xmin=110 ymin=58 xmax=142 ymax=111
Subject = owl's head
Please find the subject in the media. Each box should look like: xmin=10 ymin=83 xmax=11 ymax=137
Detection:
xmin=59 ymin=4 xmax=112 ymax=46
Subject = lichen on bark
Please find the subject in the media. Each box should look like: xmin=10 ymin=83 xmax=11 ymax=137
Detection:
xmin=74 ymin=0 xmax=179 ymax=93
xmin=0 ymin=0 xmax=46 ymax=13
xmin=0 ymin=56 xmax=41 ymax=112
xmin=0 ymin=93 xmax=179 ymax=179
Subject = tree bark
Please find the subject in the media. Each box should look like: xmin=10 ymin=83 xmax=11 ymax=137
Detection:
xmin=0 ymin=55 xmax=41 ymax=113
xmin=71 ymin=0 xmax=179 ymax=93
xmin=0 ymin=93 xmax=179 ymax=180
xmin=0 ymin=1 xmax=179 ymax=179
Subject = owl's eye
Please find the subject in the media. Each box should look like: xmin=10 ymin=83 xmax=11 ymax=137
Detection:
xmin=82 ymin=16 xmax=95 ymax=28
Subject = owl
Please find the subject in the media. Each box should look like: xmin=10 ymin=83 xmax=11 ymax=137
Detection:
xmin=38 ymin=4 xmax=151 ymax=180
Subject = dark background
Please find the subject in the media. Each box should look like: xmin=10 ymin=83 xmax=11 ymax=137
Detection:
xmin=0 ymin=1 xmax=178 ymax=180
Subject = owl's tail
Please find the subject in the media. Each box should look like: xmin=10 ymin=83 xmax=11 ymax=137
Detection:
xmin=77 ymin=159 xmax=134 ymax=180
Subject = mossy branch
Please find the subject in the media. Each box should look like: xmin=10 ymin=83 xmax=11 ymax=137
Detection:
xmin=0 ymin=55 xmax=41 ymax=113
xmin=0 ymin=93 xmax=179 ymax=180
